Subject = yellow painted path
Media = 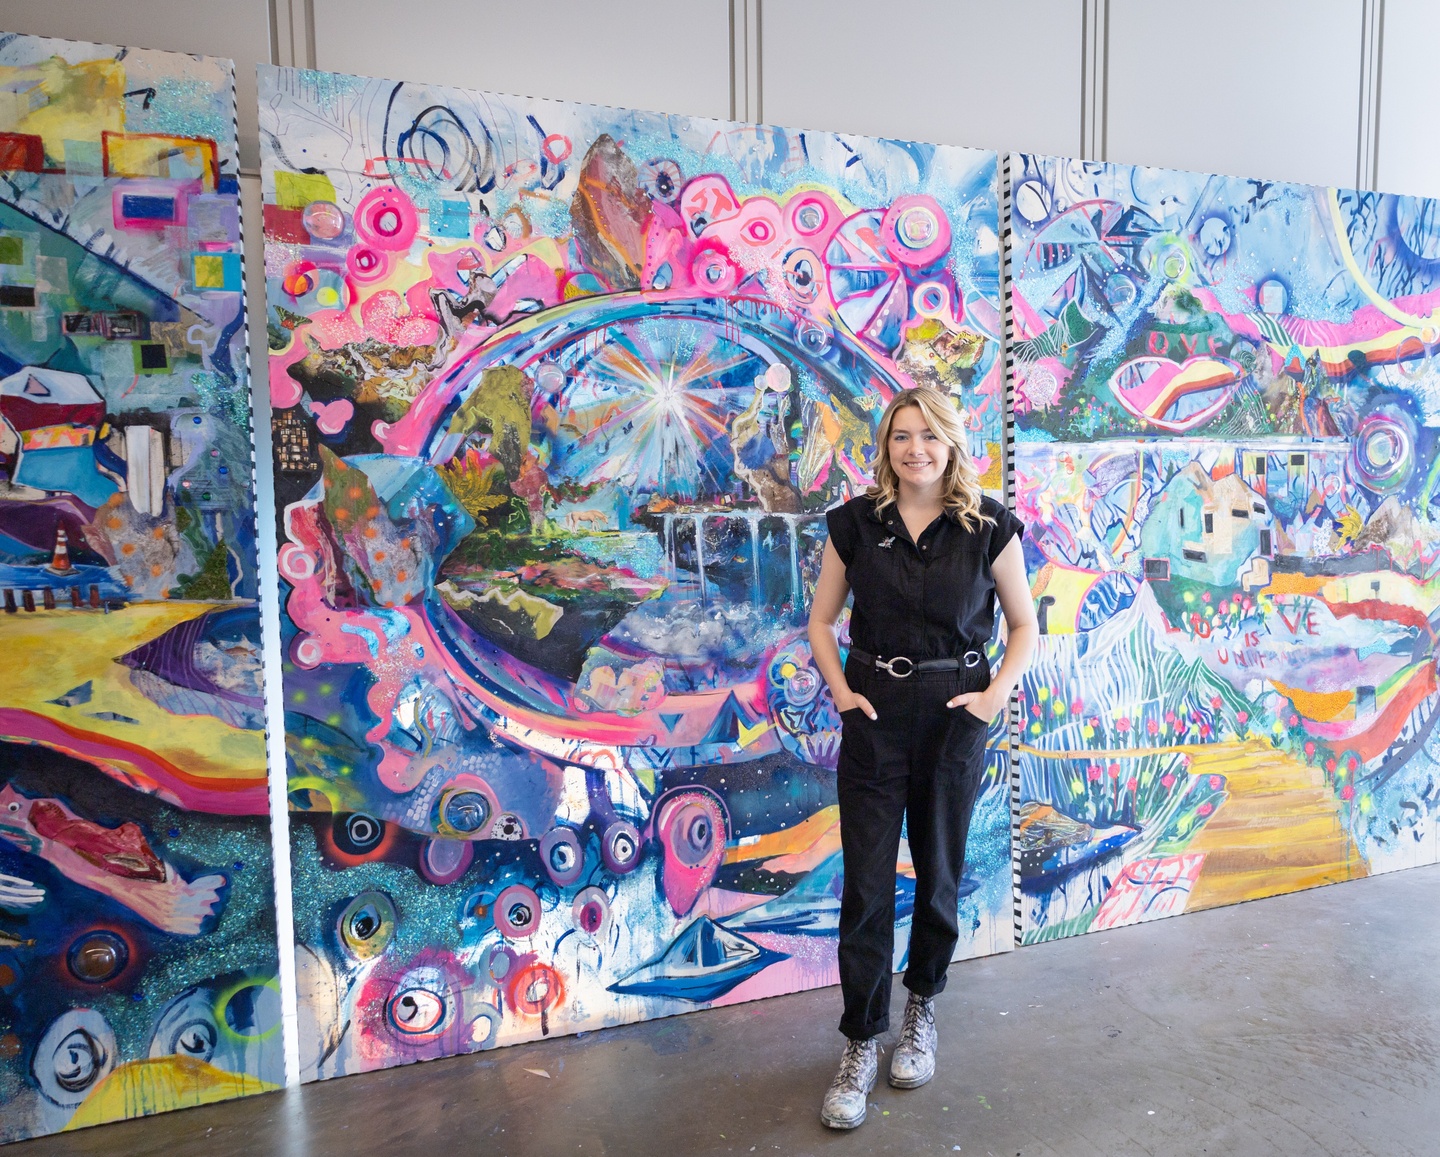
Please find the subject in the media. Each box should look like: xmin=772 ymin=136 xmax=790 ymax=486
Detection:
xmin=1182 ymin=738 xmax=1367 ymax=910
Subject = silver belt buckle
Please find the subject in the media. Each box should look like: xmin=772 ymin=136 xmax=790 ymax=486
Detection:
xmin=963 ymin=650 xmax=983 ymax=668
xmin=876 ymin=655 xmax=914 ymax=678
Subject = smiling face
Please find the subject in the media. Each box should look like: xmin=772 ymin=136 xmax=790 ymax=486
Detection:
xmin=886 ymin=404 xmax=951 ymax=495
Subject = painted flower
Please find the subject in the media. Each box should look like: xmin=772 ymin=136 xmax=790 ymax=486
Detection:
xmin=1116 ymin=717 xmax=1131 ymax=733
xmin=1197 ymin=803 xmax=1214 ymax=817
xmin=1341 ymin=785 xmax=1355 ymax=801
xmin=1161 ymin=773 xmax=1176 ymax=788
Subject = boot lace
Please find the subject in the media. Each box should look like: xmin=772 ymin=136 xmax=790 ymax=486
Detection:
xmin=898 ymin=994 xmax=934 ymax=1052
xmin=831 ymin=1039 xmax=874 ymax=1089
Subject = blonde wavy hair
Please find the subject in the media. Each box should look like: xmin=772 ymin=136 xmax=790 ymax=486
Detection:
xmin=866 ymin=386 xmax=991 ymax=530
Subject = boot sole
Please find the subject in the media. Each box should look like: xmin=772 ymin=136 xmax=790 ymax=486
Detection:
xmin=821 ymin=1108 xmax=867 ymax=1130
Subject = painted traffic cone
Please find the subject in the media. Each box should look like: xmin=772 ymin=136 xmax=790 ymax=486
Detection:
xmin=48 ymin=526 xmax=72 ymax=574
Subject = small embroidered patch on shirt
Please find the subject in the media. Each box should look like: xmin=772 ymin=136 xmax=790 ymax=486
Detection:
xmin=878 ymin=537 xmax=895 ymax=549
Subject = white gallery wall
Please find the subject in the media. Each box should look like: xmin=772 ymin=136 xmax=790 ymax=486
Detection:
xmin=4 ymin=0 xmax=1436 ymax=195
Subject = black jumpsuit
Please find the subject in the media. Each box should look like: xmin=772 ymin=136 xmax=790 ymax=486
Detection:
xmin=824 ymin=493 xmax=1025 ymax=1040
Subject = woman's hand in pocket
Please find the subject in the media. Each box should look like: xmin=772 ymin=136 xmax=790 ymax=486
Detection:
xmin=835 ymin=691 xmax=877 ymax=721
xmin=948 ymin=688 xmax=1003 ymax=722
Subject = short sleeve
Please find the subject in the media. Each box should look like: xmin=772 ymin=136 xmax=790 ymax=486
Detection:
xmin=987 ymin=506 xmax=1025 ymax=565
xmin=825 ymin=502 xmax=859 ymax=568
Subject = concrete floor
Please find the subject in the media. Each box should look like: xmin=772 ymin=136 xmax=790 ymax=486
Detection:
xmin=14 ymin=863 xmax=1440 ymax=1157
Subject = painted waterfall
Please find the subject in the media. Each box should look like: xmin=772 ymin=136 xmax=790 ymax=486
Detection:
xmin=1010 ymin=154 xmax=1440 ymax=941
xmin=258 ymin=65 xmax=1007 ymax=1078
xmin=0 ymin=34 xmax=275 ymax=1141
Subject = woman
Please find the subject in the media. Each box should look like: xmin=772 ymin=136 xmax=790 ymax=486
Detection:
xmin=806 ymin=386 xmax=1037 ymax=1130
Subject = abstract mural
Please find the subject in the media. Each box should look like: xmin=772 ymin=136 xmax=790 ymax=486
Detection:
xmin=258 ymin=66 xmax=1007 ymax=1078
xmin=0 ymin=35 xmax=277 ymax=1141
xmin=1010 ymin=154 xmax=1440 ymax=941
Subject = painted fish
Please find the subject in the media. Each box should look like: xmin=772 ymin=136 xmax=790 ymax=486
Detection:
xmin=0 ymin=928 xmax=36 ymax=949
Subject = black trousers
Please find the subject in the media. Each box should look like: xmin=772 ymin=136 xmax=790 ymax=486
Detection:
xmin=835 ymin=657 xmax=990 ymax=1040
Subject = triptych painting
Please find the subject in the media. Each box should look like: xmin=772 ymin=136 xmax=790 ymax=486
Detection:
xmin=1 ymin=24 xmax=1439 ymax=1146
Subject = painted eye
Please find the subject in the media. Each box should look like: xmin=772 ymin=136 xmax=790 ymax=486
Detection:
xmin=6 ymin=801 xmax=19 ymax=812
xmin=333 ymin=812 xmax=385 ymax=856
xmin=67 ymin=930 xmax=129 ymax=983
xmin=337 ymin=891 xmax=396 ymax=960
xmin=34 ymin=1010 xmax=115 ymax=1105
xmin=602 ymin=821 xmax=642 ymax=873
xmin=172 ymin=1020 xmax=218 ymax=1061
xmin=389 ymin=987 xmax=445 ymax=1035
xmin=539 ymin=827 xmax=584 ymax=886
xmin=54 ymin=1031 xmax=102 ymax=1092
xmin=572 ymin=886 xmax=611 ymax=937
xmin=491 ymin=812 xmax=525 ymax=840
xmin=443 ymin=790 xmax=490 ymax=833
xmin=494 ymin=884 xmax=542 ymax=939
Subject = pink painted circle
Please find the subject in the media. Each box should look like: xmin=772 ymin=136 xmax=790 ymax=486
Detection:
xmin=881 ymin=195 xmax=951 ymax=267
xmin=354 ymin=186 xmax=419 ymax=251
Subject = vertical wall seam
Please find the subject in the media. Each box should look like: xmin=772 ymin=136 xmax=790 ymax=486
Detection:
xmin=1100 ymin=0 xmax=1110 ymax=161
xmin=728 ymin=0 xmax=737 ymax=122
xmin=302 ymin=0 xmax=318 ymax=69
xmin=1079 ymin=0 xmax=1088 ymax=157
xmin=755 ymin=0 xmax=764 ymax=124
xmin=742 ymin=0 xmax=750 ymax=122
xmin=1371 ymin=0 xmax=1384 ymax=190
xmin=266 ymin=0 xmax=281 ymax=67
xmin=1356 ymin=0 xmax=1370 ymax=189
xmin=1356 ymin=0 xmax=1385 ymax=191
xmin=1080 ymin=0 xmax=1108 ymax=161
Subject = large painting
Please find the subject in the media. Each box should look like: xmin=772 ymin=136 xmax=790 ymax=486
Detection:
xmin=1010 ymin=154 xmax=1440 ymax=941
xmin=259 ymin=66 xmax=1007 ymax=1078
xmin=0 ymin=34 xmax=276 ymax=1141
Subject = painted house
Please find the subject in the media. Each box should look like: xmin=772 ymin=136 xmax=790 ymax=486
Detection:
xmin=1140 ymin=462 xmax=1274 ymax=589
xmin=0 ymin=366 xmax=116 ymax=507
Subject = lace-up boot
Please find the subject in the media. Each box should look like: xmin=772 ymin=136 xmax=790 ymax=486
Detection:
xmin=888 ymin=991 xmax=937 ymax=1088
xmin=820 ymin=1037 xmax=878 ymax=1129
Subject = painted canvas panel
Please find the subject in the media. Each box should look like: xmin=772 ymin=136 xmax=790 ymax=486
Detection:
xmin=1010 ymin=154 xmax=1440 ymax=942
xmin=0 ymin=35 xmax=276 ymax=1141
xmin=259 ymin=65 xmax=1006 ymax=1078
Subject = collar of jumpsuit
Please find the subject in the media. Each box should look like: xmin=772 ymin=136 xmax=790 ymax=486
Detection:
xmin=824 ymin=493 xmax=1025 ymax=664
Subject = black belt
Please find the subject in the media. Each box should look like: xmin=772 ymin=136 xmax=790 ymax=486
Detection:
xmin=848 ymin=648 xmax=986 ymax=679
